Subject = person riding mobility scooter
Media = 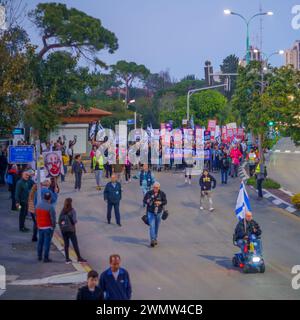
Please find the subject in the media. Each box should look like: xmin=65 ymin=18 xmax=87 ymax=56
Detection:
xmin=233 ymin=211 xmax=265 ymax=273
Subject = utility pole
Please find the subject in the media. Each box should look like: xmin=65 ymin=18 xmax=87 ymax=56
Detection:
xmin=35 ymin=140 xmax=42 ymax=204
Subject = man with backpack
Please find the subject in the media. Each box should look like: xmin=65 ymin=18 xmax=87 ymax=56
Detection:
xmin=220 ymin=152 xmax=230 ymax=184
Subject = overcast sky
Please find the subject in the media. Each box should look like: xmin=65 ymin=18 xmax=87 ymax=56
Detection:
xmin=23 ymin=0 xmax=300 ymax=80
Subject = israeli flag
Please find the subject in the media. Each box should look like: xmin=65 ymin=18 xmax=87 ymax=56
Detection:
xmin=235 ymin=181 xmax=252 ymax=220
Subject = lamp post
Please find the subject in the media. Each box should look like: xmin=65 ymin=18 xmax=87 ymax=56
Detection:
xmin=224 ymin=9 xmax=273 ymax=64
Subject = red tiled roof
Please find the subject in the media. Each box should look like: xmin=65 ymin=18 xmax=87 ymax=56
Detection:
xmin=77 ymin=107 xmax=112 ymax=116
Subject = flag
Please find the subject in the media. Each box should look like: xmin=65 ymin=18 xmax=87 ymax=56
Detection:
xmin=235 ymin=181 xmax=252 ymax=220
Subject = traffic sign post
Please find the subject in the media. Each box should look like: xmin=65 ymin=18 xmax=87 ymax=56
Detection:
xmin=127 ymin=119 xmax=135 ymax=125
xmin=8 ymin=145 xmax=34 ymax=164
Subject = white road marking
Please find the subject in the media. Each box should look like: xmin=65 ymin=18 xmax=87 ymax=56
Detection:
xmin=274 ymin=150 xmax=281 ymax=153
xmin=286 ymin=206 xmax=297 ymax=213
xmin=9 ymin=271 xmax=87 ymax=286
xmin=272 ymin=199 xmax=282 ymax=205
xmin=285 ymin=150 xmax=291 ymax=153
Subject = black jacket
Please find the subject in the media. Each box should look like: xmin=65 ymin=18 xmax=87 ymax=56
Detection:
xmin=143 ymin=190 xmax=167 ymax=214
xmin=76 ymin=285 xmax=104 ymax=300
xmin=220 ymin=157 xmax=230 ymax=170
xmin=199 ymin=174 xmax=216 ymax=191
xmin=104 ymin=182 xmax=122 ymax=204
xmin=234 ymin=219 xmax=262 ymax=241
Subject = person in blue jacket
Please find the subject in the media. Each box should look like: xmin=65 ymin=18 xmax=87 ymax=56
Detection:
xmin=104 ymin=174 xmax=122 ymax=226
xmin=99 ymin=254 xmax=132 ymax=300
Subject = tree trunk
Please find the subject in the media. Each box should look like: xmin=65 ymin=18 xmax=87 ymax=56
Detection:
xmin=258 ymin=132 xmax=265 ymax=163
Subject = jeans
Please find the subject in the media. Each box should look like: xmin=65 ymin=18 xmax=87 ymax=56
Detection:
xmin=74 ymin=172 xmax=82 ymax=190
xmin=107 ymin=202 xmax=121 ymax=224
xmin=200 ymin=190 xmax=213 ymax=209
xmin=105 ymin=164 xmax=112 ymax=178
xmin=62 ymin=231 xmax=81 ymax=260
xmin=257 ymin=178 xmax=264 ymax=198
xmin=125 ymin=166 xmax=131 ymax=181
xmin=30 ymin=212 xmax=38 ymax=240
xmin=61 ymin=165 xmax=67 ymax=182
xmin=94 ymin=170 xmax=103 ymax=187
xmin=37 ymin=228 xmax=53 ymax=259
xmin=147 ymin=211 xmax=162 ymax=241
xmin=185 ymin=167 xmax=192 ymax=179
xmin=19 ymin=202 xmax=28 ymax=230
xmin=237 ymin=239 xmax=246 ymax=253
xmin=221 ymin=169 xmax=228 ymax=183
xmin=231 ymin=163 xmax=239 ymax=177
xmin=10 ymin=186 xmax=17 ymax=210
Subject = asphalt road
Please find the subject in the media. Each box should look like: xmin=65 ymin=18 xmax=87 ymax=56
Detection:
xmin=56 ymin=168 xmax=300 ymax=300
xmin=268 ymin=137 xmax=300 ymax=194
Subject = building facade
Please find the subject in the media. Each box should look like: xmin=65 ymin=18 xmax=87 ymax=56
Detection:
xmin=285 ymin=41 xmax=300 ymax=70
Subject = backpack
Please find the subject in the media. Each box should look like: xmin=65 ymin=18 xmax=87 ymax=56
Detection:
xmin=59 ymin=212 xmax=74 ymax=232
xmin=5 ymin=173 xmax=13 ymax=185
xmin=222 ymin=158 xmax=229 ymax=169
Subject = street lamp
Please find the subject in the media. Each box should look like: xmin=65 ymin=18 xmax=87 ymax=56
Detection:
xmin=224 ymin=9 xmax=274 ymax=64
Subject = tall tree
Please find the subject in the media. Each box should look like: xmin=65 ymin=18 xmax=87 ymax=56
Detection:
xmin=29 ymin=2 xmax=118 ymax=66
xmin=0 ymin=27 xmax=34 ymax=134
xmin=25 ymin=51 xmax=92 ymax=139
xmin=220 ymin=54 xmax=239 ymax=99
xmin=159 ymin=90 xmax=227 ymax=127
xmin=111 ymin=60 xmax=150 ymax=103
xmin=232 ymin=62 xmax=300 ymax=152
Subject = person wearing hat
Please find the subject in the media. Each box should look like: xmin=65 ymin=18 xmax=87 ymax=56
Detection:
xmin=199 ymin=169 xmax=216 ymax=212
xmin=35 ymin=192 xmax=56 ymax=262
xmin=15 ymin=170 xmax=34 ymax=232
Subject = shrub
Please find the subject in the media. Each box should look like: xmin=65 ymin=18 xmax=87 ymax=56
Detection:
xmin=291 ymin=194 xmax=300 ymax=209
xmin=247 ymin=177 xmax=281 ymax=189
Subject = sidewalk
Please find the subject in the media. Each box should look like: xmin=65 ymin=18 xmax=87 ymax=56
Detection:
xmin=0 ymin=186 xmax=83 ymax=300
xmin=239 ymin=162 xmax=299 ymax=216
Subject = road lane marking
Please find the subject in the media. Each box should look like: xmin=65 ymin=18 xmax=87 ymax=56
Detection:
xmin=285 ymin=150 xmax=291 ymax=153
xmin=9 ymin=271 xmax=87 ymax=285
xmin=272 ymin=199 xmax=282 ymax=205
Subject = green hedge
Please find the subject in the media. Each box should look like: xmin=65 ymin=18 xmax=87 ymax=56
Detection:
xmin=246 ymin=177 xmax=281 ymax=189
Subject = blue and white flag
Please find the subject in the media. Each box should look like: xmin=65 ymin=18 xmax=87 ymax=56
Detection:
xmin=235 ymin=181 xmax=252 ymax=220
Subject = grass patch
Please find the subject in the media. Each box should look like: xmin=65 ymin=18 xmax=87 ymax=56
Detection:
xmin=246 ymin=177 xmax=281 ymax=189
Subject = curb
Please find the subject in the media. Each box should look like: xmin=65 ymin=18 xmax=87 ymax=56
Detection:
xmin=52 ymin=232 xmax=92 ymax=273
xmin=239 ymin=162 xmax=299 ymax=216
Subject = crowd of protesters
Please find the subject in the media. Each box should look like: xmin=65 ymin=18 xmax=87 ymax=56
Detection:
xmin=0 ymin=130 xmax=270 ymax=301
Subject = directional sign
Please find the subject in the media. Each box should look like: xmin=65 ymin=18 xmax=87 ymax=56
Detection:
xmin=8 ymin=145 xmax=34 ymax=164
xmin=12 ymin=128 xmax=24 ymax=135
xmin=127 ymin=119 xmax=135 ymax=125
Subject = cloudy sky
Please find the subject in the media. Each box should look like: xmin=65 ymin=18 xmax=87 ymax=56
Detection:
xmin=23 ymin=0 xmax=300 ymax=80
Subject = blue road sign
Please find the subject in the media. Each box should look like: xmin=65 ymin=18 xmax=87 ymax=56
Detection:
xmin=127 ymin=119 xmax=135 ymax=125
xmin=8 ymin=145 xmax=34 ymax=164
xmin=12 ymin=128 xmax=24 ymax=135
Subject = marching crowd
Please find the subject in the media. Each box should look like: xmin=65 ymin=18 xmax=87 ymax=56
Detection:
xmin=0 ymin=134 xmax=268 ymax=300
